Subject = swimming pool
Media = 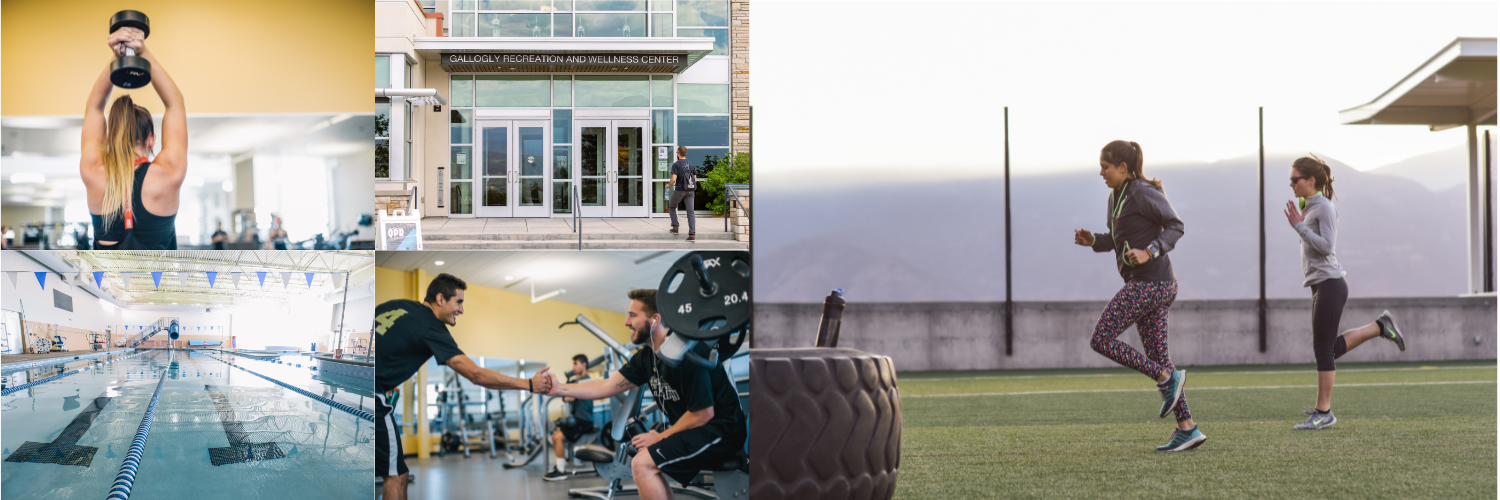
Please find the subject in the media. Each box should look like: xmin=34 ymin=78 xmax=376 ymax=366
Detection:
xmin=2 ymin=349 xmax=373 ymax=499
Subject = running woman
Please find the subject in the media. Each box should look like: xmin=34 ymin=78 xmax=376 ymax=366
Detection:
xmin=1074 ymin=140 xmax=1204 ymax=451
xmin=1283 ymin=155 xmax=1406 ymax=430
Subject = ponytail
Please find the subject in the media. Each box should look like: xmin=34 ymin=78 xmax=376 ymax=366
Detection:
xmin=1291 ymin=154 xmax=1335 ymax=200
xmin=101 ymin=95 xmax=154 ymax=230
xmin=1101 ymin=140 xmax=1162 ymax=190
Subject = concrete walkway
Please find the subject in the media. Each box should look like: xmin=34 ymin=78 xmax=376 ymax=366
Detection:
xmin=420 ymin=214 xmax=747 ymax=249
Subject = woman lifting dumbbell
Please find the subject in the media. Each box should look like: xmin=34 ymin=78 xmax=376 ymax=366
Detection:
xmin=80 ymin=12 xmax=187 ymax=250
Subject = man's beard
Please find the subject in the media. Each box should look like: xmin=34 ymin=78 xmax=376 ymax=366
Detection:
xmin=631 ymin=322 xmax=650 ymax=345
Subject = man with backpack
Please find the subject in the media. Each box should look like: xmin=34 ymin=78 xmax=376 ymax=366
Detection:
xmin=668 ymin=146 xmax=696 ymax=243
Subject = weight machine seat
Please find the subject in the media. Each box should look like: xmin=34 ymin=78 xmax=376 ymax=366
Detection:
xmin=707 ymin=454 xmax=747 ymax=473
xmin=574 ymin=444 xmax=615 ymax=463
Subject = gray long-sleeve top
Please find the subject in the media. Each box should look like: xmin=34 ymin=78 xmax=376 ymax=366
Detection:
xmin=1292 ymin=194 xmax=1346 ymax=287
xmin=1090 ymin=179 xmax=1184 ymax=283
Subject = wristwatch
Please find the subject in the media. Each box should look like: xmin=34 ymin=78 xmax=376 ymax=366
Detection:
xmin=1148 ymin=244 xmax=1160 ymax=259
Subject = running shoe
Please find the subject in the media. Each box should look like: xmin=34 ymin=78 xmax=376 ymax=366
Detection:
xmin=1157 ymin=370 xmax=1185 ymax=418
xmin=1156 ymin=426 xmax=1207 ymax=452
xmin=669 ymin=227 xmax=679 ymax=235
xmin=1293 ymin=408 xmax=1336 ymax=430
xmin=1376 ymin=311 xmax=1406 ymax=351
xmin=543 ymin=469 xmax=569 ymax=481
xmin=686 ymin=233 xmax=696 ymax=242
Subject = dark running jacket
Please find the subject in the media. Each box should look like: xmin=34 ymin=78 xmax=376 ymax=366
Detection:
xmin=1089 ymin=178 xmax=1184 ymax=283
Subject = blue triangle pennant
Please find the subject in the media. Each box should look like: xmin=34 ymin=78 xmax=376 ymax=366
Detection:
xmin=34 ymin=272 xmax=46 ymax=289
xmin=304 ymin=273 xmax=315 ymax=289
xmin=256 ymin=272 xmax=267 ymax=289
xmin=93 ymin=271 xmax=106 ymax=288
xmin=206 ymin=272 xmax=217 ymax=288
xmin=151 ymin=272 xmax=163 ymax=290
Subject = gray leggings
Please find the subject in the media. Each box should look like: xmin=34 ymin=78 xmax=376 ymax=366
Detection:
xmin=669 ymin=190 xmax=695 ymax=233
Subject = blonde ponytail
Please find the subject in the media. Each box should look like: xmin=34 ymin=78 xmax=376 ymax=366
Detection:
xmin=101 ymin=95 xmax=153 ymax=230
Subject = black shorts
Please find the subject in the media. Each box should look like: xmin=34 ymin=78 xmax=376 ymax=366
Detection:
xmin=646 ymin=426 xmax=745 ymax=486
xmin=557 ymin=420 xmax=597 ymax=442
xmin=375 ymin=393 xmax=408 ymax=478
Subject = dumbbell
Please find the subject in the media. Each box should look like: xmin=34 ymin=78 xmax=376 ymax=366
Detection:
xmin=108 ymin=10 xmax=151 ymax=88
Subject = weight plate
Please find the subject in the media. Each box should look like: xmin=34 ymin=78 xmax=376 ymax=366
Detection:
xmin=110 ymin=57 xmax=152 ymax=89
xmin=109 ymin=10 xmax=151 ymax=39
xmin=656 ymin=251 xmax=750 ymax=341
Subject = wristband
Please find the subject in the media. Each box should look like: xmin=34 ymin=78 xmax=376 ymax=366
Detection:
xmin=530 ymin=378 xmax=534 ymax=392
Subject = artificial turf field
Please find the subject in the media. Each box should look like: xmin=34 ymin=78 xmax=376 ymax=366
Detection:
xmin=894 ymin=360 xmax=1496 ymax=499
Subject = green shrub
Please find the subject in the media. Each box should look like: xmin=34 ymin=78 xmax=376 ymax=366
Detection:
xmin=700 ymin=152 xmax=749 ymax=215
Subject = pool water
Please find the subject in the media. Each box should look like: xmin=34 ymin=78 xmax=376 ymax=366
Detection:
xmin=2 ymin=350 xmax=373 ymax=499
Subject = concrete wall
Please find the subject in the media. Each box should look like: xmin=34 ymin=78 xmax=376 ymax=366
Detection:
xmin=754 ymin=297 xmax=1497 ymax=372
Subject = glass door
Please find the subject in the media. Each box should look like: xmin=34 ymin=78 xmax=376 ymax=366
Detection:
xmin=578 ymin=120 xmax=611 ymax=218
xmin=613 ymin=121 xmax=649 ymax=217
xmin=476 ymin=121 xmax=511 ymax=217
xmin=514 ymin=122 xmax=549 ymax=217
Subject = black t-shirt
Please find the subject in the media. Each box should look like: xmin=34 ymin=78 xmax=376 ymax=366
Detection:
xmin=567 ymin=373 xmax=593 ymax=423
xmin=617 ymin=346 xmax=746 ymax=440
xmin=375 ymin=299 xmax=466 ymax=393
xmin=671 ymin=159 xmax=695 ymax=191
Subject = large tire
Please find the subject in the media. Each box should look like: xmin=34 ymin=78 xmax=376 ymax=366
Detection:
xmin=750 ymin=348 xmax=902 ymax=500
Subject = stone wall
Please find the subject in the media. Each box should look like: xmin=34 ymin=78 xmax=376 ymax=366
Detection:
xmin=730 ymin=0 xmax=751 ymax=156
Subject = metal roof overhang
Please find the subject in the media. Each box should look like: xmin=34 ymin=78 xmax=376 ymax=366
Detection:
xmin=1340 ymin=38 xmax=1497 ymax=131
xmin=414 ymin=37 xmax=715 ymax=74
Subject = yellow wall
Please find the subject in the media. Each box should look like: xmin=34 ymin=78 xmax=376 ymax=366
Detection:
xmin=1 ymin=0 xmax=373 ymax=116
xmin=375 ymin=267 xmax=633 ymax=369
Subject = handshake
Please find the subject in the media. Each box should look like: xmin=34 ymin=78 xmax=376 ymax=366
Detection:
xmin=525 ymin=367 xmax=570 ymax=396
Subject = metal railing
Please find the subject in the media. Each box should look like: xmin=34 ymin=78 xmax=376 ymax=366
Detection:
xmin=125 ymin=317 xmax=178 ymax=349
xmin=575 ymin=184 xmax=583 ymax=250
xmin=724 ymin=183 xmax=749 ymax=233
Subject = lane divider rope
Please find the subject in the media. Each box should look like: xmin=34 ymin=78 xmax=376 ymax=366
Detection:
xmin=204 ymin=353 xmax=373 ymax=422
xmin=106 ymin=368 xmax=167 ymax=500
xmin=1 ymin=352 xmax=147 ymax=396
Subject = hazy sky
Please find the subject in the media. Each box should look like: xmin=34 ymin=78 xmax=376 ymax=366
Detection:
xmin=753 ymin=1 xmax=1496 ymax=180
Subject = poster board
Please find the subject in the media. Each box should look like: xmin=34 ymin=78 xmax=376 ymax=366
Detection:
xmin=378 ymin=209 xmax=423 ymax=251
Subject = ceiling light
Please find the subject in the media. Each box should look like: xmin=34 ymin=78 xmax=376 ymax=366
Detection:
xmin=435 ymin=261 xmax=444 ymax=266
xmin=221 ymin=180 xmax=234 ymax=192
xmin=10 ymin=172 xmax=44 ymax=184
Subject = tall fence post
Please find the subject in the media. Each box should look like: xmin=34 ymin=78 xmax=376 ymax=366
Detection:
xmin=1258 ymin=107 xmax=1267 ymax=353
xmin=1004 ymin=107 xmax=1013 ymax=356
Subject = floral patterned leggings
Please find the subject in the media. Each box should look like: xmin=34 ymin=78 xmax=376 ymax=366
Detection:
xmin=1090 ymin=280 xmax=1191 ymax=423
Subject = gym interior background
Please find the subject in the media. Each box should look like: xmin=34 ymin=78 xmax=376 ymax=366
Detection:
xmin=0 ymin=0 xmax=376 ymax=250
xmin=0 ymin=250 xmax=376 ymax=499
xmin=373 ymin=250 xmax=750 ymax=498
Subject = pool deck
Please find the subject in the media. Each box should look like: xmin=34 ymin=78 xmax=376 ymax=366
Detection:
xmin=1 ymin=349 xmax=132 ymax=366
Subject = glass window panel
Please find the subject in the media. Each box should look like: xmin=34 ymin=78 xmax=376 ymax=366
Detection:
xmin=376 ymin=55 xmax=390 ymax=89
xmin=576 ymin=0 xmax=644 ymax=11
xmin=480 ymin=0 xmax=550 ymax=9
xmin=650 ymin=0 xmax=672 ymax=11
xmin=581 ymin=127 xmax=606 ymax=177
xmin=653 ymin=181 xmax=669 ymax=213
xmin=484 ymin=178 xmax=507 ymax=206
xmin=652 ymin=109 xmax=673 ymax=143
xmin=685 ymin=148 xmax=727 ymax=174
xmin=676 ymin=28 xmax=727 ymax=55
xmin=476 ymin=75 xmax=551 ymax=107
xmin=675 ymin=0 xmax=726 ymax=26
xmin=478 ymin=13 xmax=550 ymax=37
xmin=618 ymin=127 xmax=643 ymax=177
xmin=553 ymin=109 xmax=572 ymax=143
xmin=651 ymin=13 xmax=672 ymax=37
xmin=451 ymin=182 xmax=473 ymax=214
xmin=450 ymin=75 xmax=474 ymax=107
xmin=553 ymin=77 xmax=572 ymax=107
xmin=575 ymin=76 xmax=649 ymax=107
xmin=376 ymin=102 xmax=391 ymax=138
xmin=405 ymin=104 xmax=413 ymax=179
xmin=575 ymin=13 xmax=645 ymax=37
xmin=451 ymin=146 xmax=473 ymax=180
xmin=677 ymin=84 xmax=727 ymax=113
xmin=618 ymin=178 xmax=643 ymax=207
xmin=452 ymin=13 xmax=476 ymax=36
xmin=653 ymin=145 xmax=672 ymax=179
xmin=581 ymin=178 xmax=605 ymax=206
xmin=553 ymin=181 xmax=572 ymax=213
xmin=454 ymin=0 xmax=477 ymax=9
xmin=450 ymin=109 xmax=473 ymax=144
xmin=483 ymin=126 xmax=509 ymax=177
xmin=376 ymin=139 xmax=389 ymax=178
xmin=553 ymin=145 xmax=572 ymax=179
xmin=555 ymin=0 xmax=572 ymax=11
xmin=678 ymin=116 xmax=728 ymax=146
xmin=520 ymin=127 xmax=544 ymax=177
xmin=553 ymin=13 xmax=573 ymax=37
xmin=652 ymin=75 xmax=672 ymax=106
xmin=521 ymin=179 xmax=545 ymax=206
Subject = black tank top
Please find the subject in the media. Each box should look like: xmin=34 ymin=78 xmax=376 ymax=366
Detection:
xmin=91 ymin=161 xmax=177 ymax=250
